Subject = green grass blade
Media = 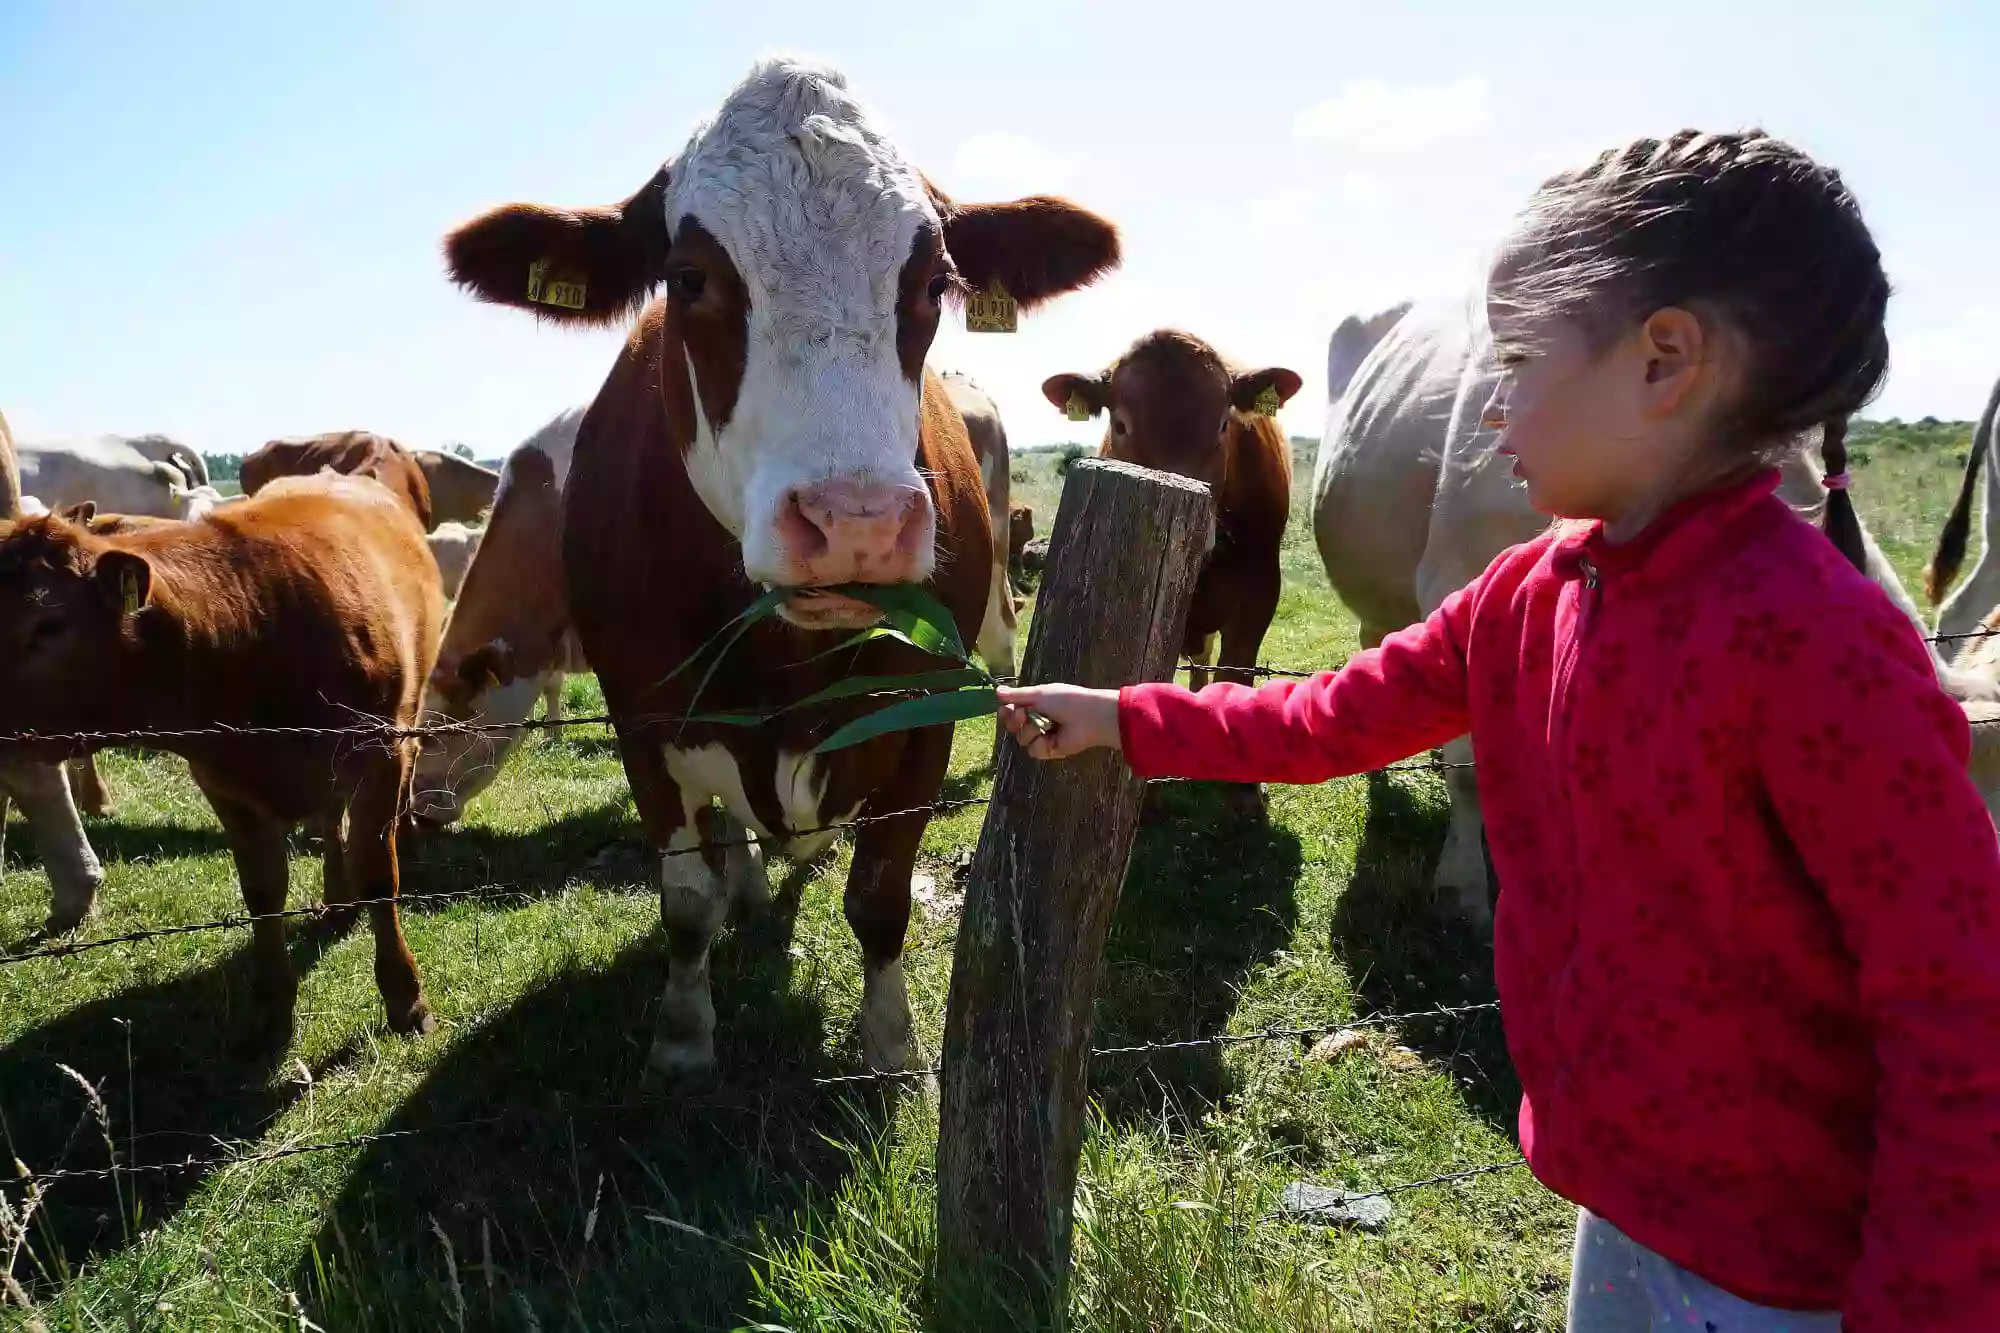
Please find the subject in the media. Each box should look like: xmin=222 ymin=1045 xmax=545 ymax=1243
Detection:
xmin=809 ymin=686 xmax=998 ymax=754
xmin=650 ymin=586 xmax=789 ymax=695
xmin=820 ymin=583 xmax=967 ymax=663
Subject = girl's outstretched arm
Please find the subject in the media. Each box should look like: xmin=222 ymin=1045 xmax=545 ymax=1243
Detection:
xmin=999 ymin=580 xmax=1476 ymax=785
xmin=1757 ymin=600 xmax=2000 ymax=1331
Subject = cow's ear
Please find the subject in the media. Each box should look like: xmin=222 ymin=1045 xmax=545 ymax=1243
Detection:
xmin=60 ymin=502 xmax=97 ymax=525
xmin=94 ymin=550 xmax=153 ymax=617
xmin=454 ymin=641 xmax=517 ymax=698
xmin=930 ymin=177 xmax=1120 ymax=313
xmin=444 ymin=162 xmax=673 ymax=327
xmin=1229 ymin=367 xmax=1304 ymax=416
xmin=1041 ymin=373 xmax=1108 ymax=420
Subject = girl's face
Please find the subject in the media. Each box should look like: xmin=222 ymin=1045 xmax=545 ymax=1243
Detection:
xmin=1482 ymin=273 xmax=1727 ymax=528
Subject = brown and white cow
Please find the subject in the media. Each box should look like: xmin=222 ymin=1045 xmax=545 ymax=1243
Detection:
xmin=1043 ymin=330 xmax=1298 ymax=814
xmin=416 ymin=450 xmax=503 ymax=527
xmin=411 ymin=408 xmax=587 ymax=827
xmin=242 ymin=431 xmax=464 ymax=532
xmin=443 ymin=57 xmax=1118 ymax=1077
xmin=426 ymin=521 xmax=483 ymax=599
xmin=0 ymin=409 xmax=105 ymax=931
xmin=0 ymin=472 xmax=441 ymax=1047
xmin=941 ymin=372 xmax=1018 ymax=677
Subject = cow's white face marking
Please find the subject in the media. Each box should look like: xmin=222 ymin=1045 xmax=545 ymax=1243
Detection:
xmin=666 ymin=58 xmax=936 ymax=584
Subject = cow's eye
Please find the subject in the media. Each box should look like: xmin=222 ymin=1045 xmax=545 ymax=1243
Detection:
xmin=666 ymin=267 xmax=707 ymax=304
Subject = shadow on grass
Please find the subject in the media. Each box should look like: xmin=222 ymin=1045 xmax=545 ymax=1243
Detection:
xmin=1330 ymin=769 xmax=1517 ymax=1132
xmin=3 ymin=814 xmax=231 ymax=880
xmin=399 ymin=800 xmax=642 ymax=908
xmin=0 ymin=926 xmax=350 ymax=1289
xmin=293 ymin=872 xmax=885 ymax=1331
xmin=1088 ymin=781 xmax=1304 ymax=1123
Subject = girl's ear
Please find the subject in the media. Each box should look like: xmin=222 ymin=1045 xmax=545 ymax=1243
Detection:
xmin=1637 ymin=306 xmax=1710 ymax=415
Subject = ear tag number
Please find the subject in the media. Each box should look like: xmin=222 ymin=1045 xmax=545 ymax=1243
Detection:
xmin=527 ymin=258 xmax=587 ymax=311
xmin=1065 ymin=393 xmax=1094 ymax=422
xmin=965 ymin=282 xmax=1018 ymax=334
xmin=1252 ymin=385 xmax=1282 ymax=417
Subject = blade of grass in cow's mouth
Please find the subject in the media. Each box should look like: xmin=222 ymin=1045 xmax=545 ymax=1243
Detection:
xmin=771 ymin=585 xmax=889 ymax=631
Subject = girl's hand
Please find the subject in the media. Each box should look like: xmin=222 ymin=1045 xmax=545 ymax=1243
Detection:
xmin=995 ymin=684 xmax=1122 ymax=760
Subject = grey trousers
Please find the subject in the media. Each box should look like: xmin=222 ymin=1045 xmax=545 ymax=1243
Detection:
xmin=1567 ymin=1209 xmax=1843 ymax=1332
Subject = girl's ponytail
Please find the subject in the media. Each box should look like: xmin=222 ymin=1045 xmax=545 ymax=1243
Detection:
xmin=1819 ymin=415 xmax=1868 ymax=574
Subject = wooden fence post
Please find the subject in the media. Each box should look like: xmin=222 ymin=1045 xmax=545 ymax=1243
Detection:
xmin=934 ymin=458 xmax=1214 ymax=1325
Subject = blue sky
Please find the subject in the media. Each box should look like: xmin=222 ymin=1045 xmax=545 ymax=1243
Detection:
xmin=3 ymin=0 xmax=1995 ymax=458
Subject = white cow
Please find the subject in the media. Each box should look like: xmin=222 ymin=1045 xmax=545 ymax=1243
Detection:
xmin=18 ymin=435 xmax=210 ymax=518
xmin=1312 ymin=294 xmax=1946 ymax=926
xmin=1923 ymin=371 xmax=2000 ymax=655
xmin=426 ymin=521 xmax=483 ymax=600
xmin=0 ymin=411 xmax=106 ymax=930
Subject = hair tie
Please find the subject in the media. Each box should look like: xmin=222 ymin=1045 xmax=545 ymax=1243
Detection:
xmin=1823 ymin=471 xmax=1851 ymax=491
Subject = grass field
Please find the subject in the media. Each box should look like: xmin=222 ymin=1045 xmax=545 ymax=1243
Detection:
xmin=0 ymin=420 xmax=1976 ymax=1331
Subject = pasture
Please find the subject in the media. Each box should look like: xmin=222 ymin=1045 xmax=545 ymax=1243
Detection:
xmin=0 ymin=419 xmax=1975 ymax=1331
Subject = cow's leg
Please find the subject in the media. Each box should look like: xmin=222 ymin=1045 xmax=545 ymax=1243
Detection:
xmin=201 ymin=783 xmax=299 ymax=1051
xmin=844 ymin=727 xmax=952 ymax=1071
xmin=342 ymin=746 xmax=432 ymax=1035
xmin=541 ymin=673 xmax=567 ymax=741
xmin=1214 ymin=566 xmax=1283 ymax=820
xmin=305 ymin=805 xmax=351 ymax=914
xmin=975 ymin=558 xmax=1018 ymax=680
xmin=67 ymin=752 xmax=110 ymax=818
xmin=624 ymin=735 xmax=736 ymax=1080
xmin=1435 ymin=733 xmax=1493 ymax=929
xmin=2 ymin=760 xmax=105 ymax=933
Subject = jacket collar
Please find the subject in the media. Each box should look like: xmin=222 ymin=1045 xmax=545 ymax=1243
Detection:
xmin=1549 ymin=467 xmax=1783 ymax=586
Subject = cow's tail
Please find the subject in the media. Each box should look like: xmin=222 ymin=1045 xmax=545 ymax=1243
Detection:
xmin=1927 ymin=373 xmax=2000 ymax=604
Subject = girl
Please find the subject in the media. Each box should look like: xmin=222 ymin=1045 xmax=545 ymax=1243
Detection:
xmin=998 ymin=131 xmax=2000 ymax=1332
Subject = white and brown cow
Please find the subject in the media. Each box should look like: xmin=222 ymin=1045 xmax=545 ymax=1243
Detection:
xmin=940 ymin=371 xmax=1018 ymax=678
xmin=411 ymin=408 xmax=587 ymax=827
xmin=444 ymin=57 xmax=1118 ymax=1078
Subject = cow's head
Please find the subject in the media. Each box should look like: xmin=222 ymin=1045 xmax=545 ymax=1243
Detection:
xmin=0 ymin=516 xmax=150 ymax=728
xmin=1043 ymin=330 xmax=1300 ymax=495
xmin=443 ymin=58 xmax=1119 ymax=628
xmin=411 ymin=634 xmax=542 ymax=828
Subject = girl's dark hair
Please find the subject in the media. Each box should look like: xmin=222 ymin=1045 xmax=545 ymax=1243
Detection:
xmin=1493 ymin=129 xmax=1890 ymax=571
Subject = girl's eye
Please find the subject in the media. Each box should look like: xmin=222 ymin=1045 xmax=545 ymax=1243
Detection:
xmin=925 ymin=272 xmax=952 ymax=304
xmin=1494 ymin=346 xmax=1530 ymax=370
xmin=666 ymin=267 xmax=706 ymax=303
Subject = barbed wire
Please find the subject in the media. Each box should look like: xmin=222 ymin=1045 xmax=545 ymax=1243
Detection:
xmin=9 ymin=1000 xmax=1501 ymax=1186
xmin=0 ymin=795 xmax=994 ymax=966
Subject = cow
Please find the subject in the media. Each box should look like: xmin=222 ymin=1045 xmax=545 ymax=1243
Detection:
xmin=411 ymin=408 xmax=588 ymax=828
xmin=941 ymin=372 xmax=1018 ymax=677
xmin=1007 ymin=505 xmax=1034 ymax=596
xmin=123 ymin=433 xmax=209 ymax=488
xmin=441 ymin=56 xmax=1119 ymax=1078
xmin=1042 ymin=329 xmax=1299 ymax=816
xmin=0 ymin=471 xmax=441 ymax=1046
xmin=1922 ymin=369 xmax=2000 ymax=654
xmin=16 ymin=436 xmax=211 ymax=518
xmin=426 ymin=521 xmax=483 ymax=599
xmin=0 ymin=410 xmax=105 ymax=932
xmin=416 ymin=451 xmax=503 ymax=527
xmin=242 ymin=431 xmax=433 ymax=529
xmin=1311 ymin=293 xmax=1945 ymax=927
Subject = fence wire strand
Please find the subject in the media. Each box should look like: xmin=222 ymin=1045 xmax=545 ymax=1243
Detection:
xmin=12 ymin=1000 xmax=1503 ymax=1187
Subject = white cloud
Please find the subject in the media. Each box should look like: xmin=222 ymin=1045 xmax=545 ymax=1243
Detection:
xmin=1295 ymin=77 xmax=1492 ymax=154
xmin=948 ymin=132 xmax=1082 ymax=199
xmin=1244 ymin=188 xmax=1322 ymax=231
xmin=1340 ymin=172 xmax=1391 ymax=208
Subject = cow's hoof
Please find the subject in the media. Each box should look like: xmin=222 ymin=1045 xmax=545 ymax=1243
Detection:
xmin=644 ymin=1040 xmax=718 ymax=1091
xmin=386 ymin=997 xmax=436 ymax=1036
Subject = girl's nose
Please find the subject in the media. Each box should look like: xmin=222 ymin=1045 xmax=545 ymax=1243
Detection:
xmin=1481 ymin=397 xmax=1509 ymax=432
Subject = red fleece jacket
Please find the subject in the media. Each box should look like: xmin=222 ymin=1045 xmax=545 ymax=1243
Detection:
xmin=1119 ymin=470 xmax=2000 ymax=1327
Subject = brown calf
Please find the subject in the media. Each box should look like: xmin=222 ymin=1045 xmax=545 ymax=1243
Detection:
xmin=441 ymin=57 xmax=1118 ymax=1078
xmin=0 ymin=473 xmax=442 ymax=1047
xmin=1044 ymin=329 xmax=1299 ymax=814
xmin=242 ymin=431 xmax=436 ymax=530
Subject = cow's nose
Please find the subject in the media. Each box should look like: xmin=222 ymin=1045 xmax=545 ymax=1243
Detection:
xmin=780 ymin=481 xmax=927 ymax=582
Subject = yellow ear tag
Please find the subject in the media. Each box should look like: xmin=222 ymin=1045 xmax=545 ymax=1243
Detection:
xmin=526 ymin=258 xmax=587 ymax=311
xmin=1252 ymin=385 xmax=1283 ymax=418
xmin=1064 ymin=393 xmax=1094 ymax=422
xmin=120 ymin=568 xmax=142 ymax=616
xmin=965 ymin=282 xmax=1019 ymax=334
